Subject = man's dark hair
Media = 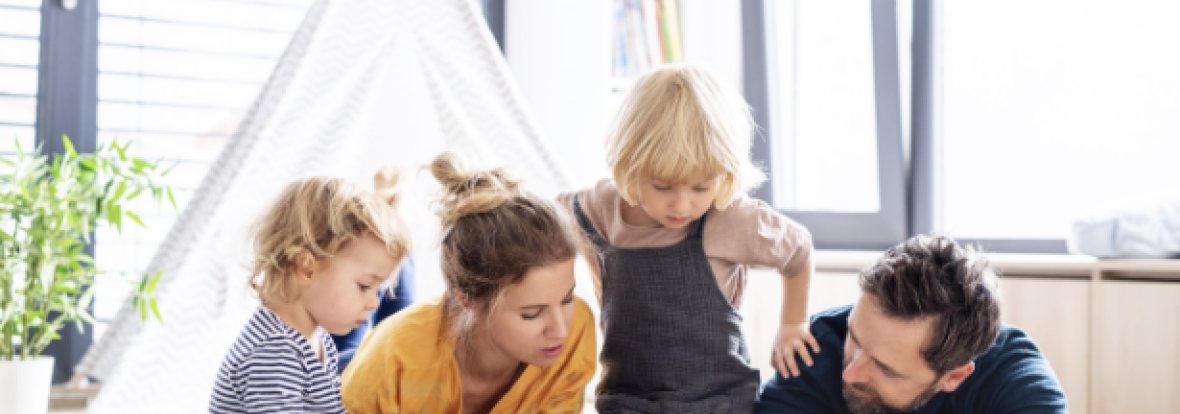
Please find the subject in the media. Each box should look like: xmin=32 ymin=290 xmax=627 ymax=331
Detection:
xmin=859 ymin=234 xmax=1002 ymax=374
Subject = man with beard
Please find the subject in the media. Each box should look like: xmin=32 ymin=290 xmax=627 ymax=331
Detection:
xmin=756 ymin=235 xmax=1068 ymax=414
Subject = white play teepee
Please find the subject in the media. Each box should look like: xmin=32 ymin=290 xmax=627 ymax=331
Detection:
xmin=75 ymin=0 xmax=569 ymax=412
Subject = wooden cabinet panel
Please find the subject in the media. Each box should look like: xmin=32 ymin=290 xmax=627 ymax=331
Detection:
xmin=999 ymin=278 xmax=1090 ymax=414
xmin=1094 ymin=281 xmax=1180 ymax=414
xmin=806 ymin=272 xmax=863 ymax=315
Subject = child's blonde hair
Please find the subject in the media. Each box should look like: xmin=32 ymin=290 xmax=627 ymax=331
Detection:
xmin=249 ymin=177 xmax=411 ymax=304
xmin=606 ymin=64 xmax=766 ymax=209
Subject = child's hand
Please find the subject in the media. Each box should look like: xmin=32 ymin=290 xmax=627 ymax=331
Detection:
xmin=771 ymin=321 xmax=821 ymax=379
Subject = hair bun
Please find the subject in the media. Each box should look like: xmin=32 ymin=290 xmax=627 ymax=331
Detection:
xmin=430 ymin=152 xmax=523 ymax=226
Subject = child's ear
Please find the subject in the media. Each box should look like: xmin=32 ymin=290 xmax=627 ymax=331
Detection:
xmin=295 ymin=253 xmax=317 ymax=287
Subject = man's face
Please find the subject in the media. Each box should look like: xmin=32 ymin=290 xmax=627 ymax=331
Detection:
xmin=840 ymin=295 xmax=945 ymax=413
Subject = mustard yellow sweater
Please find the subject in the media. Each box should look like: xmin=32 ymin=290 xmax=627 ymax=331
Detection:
xmin=341 ymin=297 xmax=597 ymax=414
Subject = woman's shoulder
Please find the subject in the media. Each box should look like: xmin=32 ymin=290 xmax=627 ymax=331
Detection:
xmin=341 ymin=298 xmax=457 ymax=413
xmin=568 ymin=297 xmax=597 ymax=362
xmin=364 ymin=298 xmax=450 ymax=362
xmin=377 ymin=297 xmax=444 ymax=330
xmin=572 ymin=297 xmax=594 ymax=326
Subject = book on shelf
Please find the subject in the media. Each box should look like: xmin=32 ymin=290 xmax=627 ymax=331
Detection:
xmin=613 ymin=0 xmax=683 ymax=78
xmin=641 ymin=0 xmax=663 ymax=69
xmin=658 ymin=0 xmax=683 ymax=63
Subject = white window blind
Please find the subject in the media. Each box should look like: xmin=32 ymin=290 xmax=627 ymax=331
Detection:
xmin=0 ymin=0 xmax=41 ymax=154
xmin=93 ymin=0 xmax=314 ymax=339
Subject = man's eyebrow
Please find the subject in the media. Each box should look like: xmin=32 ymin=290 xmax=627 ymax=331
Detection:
xmin=848 ymin=323 xmax=907 ymax=379
xmin=873 ymin=357 xmax=905 ymax=379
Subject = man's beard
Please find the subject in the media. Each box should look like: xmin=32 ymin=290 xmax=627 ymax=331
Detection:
xmin=841 ymin=381 xmax=938 ymax=414
xmin=841 ymin=357 xmax=940 ymax=414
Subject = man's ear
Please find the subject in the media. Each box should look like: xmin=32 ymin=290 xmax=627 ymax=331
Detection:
xmin=938 ymin=362 xmax=975 ymax=393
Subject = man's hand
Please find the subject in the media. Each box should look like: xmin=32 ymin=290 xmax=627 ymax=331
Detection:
xmin=771 ymin=321 xmax=821 ymax=379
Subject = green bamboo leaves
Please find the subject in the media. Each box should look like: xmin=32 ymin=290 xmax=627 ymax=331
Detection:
xmin=0 ymin=136 xmax=175 ymax=361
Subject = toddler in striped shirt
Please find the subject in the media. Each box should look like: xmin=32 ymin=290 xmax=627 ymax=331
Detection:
xmin=210 ymin=176 xmax=411 ymax=413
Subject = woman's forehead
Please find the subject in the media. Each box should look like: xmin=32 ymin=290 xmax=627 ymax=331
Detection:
xmin=500 ymin=260 xmax=576 ymax=305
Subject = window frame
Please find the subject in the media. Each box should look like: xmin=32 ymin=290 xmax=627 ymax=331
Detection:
xmin=746 ymin=0 xmax=1068 ymax=253
xmin=742 ymin=0 xmax=909 ymax=250
xmin=34 ymin=0 xmax=99 ymax=383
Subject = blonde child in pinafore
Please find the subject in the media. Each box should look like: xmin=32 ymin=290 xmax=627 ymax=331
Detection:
xmin=559 ymin=65 xmax=818 ymax=413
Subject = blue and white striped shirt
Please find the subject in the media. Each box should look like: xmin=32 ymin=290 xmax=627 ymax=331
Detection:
xmin=210 ymin=307 xmax=346 ymax=414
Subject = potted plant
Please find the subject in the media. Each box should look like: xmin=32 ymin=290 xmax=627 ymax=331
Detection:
xmin=0 ymin=136 xmax=172 ymax=414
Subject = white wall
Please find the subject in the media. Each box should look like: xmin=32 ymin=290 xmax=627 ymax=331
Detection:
xmin=679 ymin=0 xmax=744 ymax=91
xmin=505 ymin=0 xmax=613 ymax=190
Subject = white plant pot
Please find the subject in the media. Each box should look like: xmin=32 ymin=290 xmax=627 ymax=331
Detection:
xmin=0 ymin=357 xmax=54 ymax=414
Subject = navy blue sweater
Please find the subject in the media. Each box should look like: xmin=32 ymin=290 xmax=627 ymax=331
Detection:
xmin=756 ymin=305 xmax=1068 ymax=414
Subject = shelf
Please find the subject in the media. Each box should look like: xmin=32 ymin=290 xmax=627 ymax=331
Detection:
xmin=607 ymin=76 xmax=637 ymax=94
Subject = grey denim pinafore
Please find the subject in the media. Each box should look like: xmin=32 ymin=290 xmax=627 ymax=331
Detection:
xmin=574 ymin=197 xmax=761 ymax=414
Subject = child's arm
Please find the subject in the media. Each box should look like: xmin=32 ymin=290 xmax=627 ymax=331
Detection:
xmin=771 ymin=259 xmax=820 ymax=379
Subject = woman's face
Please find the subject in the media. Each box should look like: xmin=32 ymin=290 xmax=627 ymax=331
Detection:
xmin=484 ymin=259 xmax=578 ymax=367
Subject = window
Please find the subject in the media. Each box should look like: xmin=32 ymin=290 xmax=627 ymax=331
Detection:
xmin=749 ymin=0 xmax=910 ymax=249
xmin=0 ymin=0 xmax=41 ymax=154
xmin=933 ymin=0 xmax=1180 ymax=244
xmin=753 ymin=0 xmax=1179 ymax=252
xmin=768 ymin=1 xmax=880 ymax=213
xmin=93 ymin=0 xmax=314 ymax=340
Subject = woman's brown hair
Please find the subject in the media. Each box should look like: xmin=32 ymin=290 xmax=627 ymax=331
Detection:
xmin=430 ymin=152 xmax=585 ymax=348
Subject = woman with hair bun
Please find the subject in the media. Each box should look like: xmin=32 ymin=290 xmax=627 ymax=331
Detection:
xmin=341 ymin=152 xmax=598 ymax=414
